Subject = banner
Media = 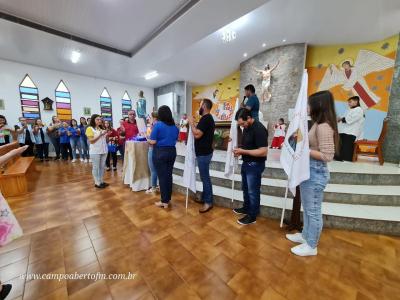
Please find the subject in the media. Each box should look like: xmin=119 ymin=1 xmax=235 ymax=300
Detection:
xmin=183 ymin=129 xmax=197 ymax=193
xmin=280 ymin=70 xmax=310 ymax=195
xmin=224 ymin=98 xmax=240 ymax=178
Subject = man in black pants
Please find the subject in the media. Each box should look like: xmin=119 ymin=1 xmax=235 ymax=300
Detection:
xmin=188 ymin=98 xmax=216 ymax=213
xmin=233 ymin=108 xmax=268 ymax=225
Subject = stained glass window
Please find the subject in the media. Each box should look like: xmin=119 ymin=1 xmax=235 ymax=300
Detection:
xmin=19 ymin=74 xmax=40 ymax=122
xmin=100 ymin=88 xmax=112 ymax=123
xmin=55 ymin=80 xmax=72 ymax=121
xmin=121 ymin=91 xmax=132 ymax=118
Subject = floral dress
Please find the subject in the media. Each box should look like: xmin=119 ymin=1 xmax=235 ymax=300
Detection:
xmin=0 ymin=191 xmax=23 ymax=246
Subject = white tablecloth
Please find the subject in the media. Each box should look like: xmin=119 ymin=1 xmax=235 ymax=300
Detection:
xmin=122 ymin=141 xmax=150 ymax=191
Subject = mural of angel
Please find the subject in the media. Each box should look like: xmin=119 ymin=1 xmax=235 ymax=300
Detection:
xmin=254 ymin=60 xmax=280 ymax=102
xmin=319 ymin=50 xmax=395 ymax=109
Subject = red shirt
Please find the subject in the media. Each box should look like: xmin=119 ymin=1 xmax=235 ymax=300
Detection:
xmin=122 ymin=121 xmax=139 ymax=140
xmin=117 ymin=127 xmax=125 ymax=146
xmin=107 ymin=128 xmax=119 ymax=145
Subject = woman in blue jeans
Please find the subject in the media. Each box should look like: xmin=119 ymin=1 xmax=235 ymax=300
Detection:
xmin=286 ymin=91 xmax=338 ymax=257
xmin=148 ymin=106 xmax=179 ymax=208
xmin=146 ymin=112 xmax=159 ymax=194
xmin=68 ymin=119 xmax=83 ymax=162
xmin=79 ymin=117 xmax=90 ymax=163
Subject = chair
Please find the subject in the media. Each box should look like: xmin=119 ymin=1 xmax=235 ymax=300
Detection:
xmin=352 ymin=119 xmax=388 ymax=165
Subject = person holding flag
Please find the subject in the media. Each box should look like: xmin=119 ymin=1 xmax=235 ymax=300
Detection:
xmin=286 ymin=90 xmax=338 ymax=256
xmin=188 ymin=99 xmax=216 ymax=213
xmin=232 ymin=108 xmax=268 ymax=225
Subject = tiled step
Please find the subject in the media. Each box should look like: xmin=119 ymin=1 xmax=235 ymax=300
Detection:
xmin=175 ymin=154 xmax=400 ymax=185
xmin=173 ymin=162 xmax=400 ymax=206
xmin=172 ymin=174 xmax=400 ymax=236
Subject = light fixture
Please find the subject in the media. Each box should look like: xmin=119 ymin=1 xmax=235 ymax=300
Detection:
xmin=262 ymin=43 xmax=266 ymax=47
xmin=282 ymin=39 xmax=287 ymax=42
xmin=221 ymin=29 xmax=237 ymax=43
xmin=70 ymin=50 xmax=81 ymax=64
xmin=144 ymin=71 xmax=159 ymax=80
xmin=243 ymin=53 xmax=248 ymax=58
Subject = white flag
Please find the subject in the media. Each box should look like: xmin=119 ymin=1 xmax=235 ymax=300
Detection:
xmin=183 ymin=128 xmax=197 ymax=193
xmin=280 ymin=70 xmax=310 ymax=195
xmin=224 ymin=98 xmax=240 ymax=178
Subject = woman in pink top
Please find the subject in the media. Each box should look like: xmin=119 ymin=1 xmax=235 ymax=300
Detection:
xmin=286 ymin=90 xmax=339 ymax=257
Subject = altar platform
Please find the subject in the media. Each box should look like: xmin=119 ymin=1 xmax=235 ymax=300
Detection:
xmin=173 ymin=143 xmax=400 ymax=235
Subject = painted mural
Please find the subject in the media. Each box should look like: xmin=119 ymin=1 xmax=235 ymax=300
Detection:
xmin=306 ymin=34 xmax=398 ymax=140
xmin=192 ymin=70 xmax=240 ymax=123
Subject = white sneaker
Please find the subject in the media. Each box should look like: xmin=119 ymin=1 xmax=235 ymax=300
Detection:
xmin=89 ymin=159 xmax=92 ymax=163
xmin=71 ymin=159 xmax=76 ymax=163
xmin=286 ymin=233 xmax=306 ymax=244
xmin=291 ymin=243 xmax=317 ymax=257
xmin=145 ymin=187 xmax=156 ymax=194
xmin=80 ymin=158 xmax=85 ymax=162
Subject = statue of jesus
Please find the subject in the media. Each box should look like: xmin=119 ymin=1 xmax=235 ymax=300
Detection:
xmin=254 ymin=60 xmax=279 ymax=102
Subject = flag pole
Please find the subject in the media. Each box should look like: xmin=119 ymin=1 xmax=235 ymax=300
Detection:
xmin=230 ymin=156 xmax=236 ymax=207
xmin=280 ymin=159 xmax=295 ymax=228
xmin=185 ymin=187 xmax=189 ymax=213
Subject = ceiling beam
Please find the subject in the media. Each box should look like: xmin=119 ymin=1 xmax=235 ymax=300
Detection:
xmin=0 ymin=11 xmax=132 ymax=57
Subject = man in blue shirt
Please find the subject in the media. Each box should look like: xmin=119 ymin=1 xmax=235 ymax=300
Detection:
xmin=242 ymin=84 xmax=260 ymax=121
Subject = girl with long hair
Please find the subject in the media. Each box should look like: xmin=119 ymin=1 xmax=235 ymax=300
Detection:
xmin=32 ymin=118 xmax=50 ymax=161
xmin=86 ymin=114 xmax=109 ymax=188
xmin=286 ymin=90 xmax=338 ymax=257
xmin=145 ymin=112 xmax=159 ymax=193
xmin=68 ymin=119 xmax=83 ymax=162
xmin=104 ymin=120 xmax=118 ymax=171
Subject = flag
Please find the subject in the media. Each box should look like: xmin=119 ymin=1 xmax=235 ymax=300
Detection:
xmin=224 ymin=98 xmax=240 ymax=178
xmin=183 ymin=128 xmax=196 ymax=193
xmin=280 ymin=70 xmax=310 ymax=195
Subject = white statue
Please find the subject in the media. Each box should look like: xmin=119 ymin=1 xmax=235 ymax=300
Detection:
xmin=254 ymin=60 xmax=280 ymax=102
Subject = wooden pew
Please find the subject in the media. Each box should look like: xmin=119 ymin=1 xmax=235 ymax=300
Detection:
xmin=0 ymin=142 xmax=35 ymax=197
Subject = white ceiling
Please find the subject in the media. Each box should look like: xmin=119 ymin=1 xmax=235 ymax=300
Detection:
xmin=0 ymin=0 xmax=399 ymax=88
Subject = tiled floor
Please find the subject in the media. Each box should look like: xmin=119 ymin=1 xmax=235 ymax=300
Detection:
xmin=1 ymin=160 xmax=400 ymax=299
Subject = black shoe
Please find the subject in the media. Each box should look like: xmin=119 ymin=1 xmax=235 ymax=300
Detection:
xmin=54 ymin=157 xmax=60 ymax=161
xmin=101 ymin=182 xmax=109 ymax=187
xmin=106 ymin=167 xmax=111 ymax=171
xmin=94 ymin=184 xmax=104 ymax=189
xmin=113 ymin=167 xmax=117 ymax=171
xmin=237 ymin=215 xmax=256 ymax=225
xmin=233 ymin=207 xmax=247 ymax=215
xmin=0 ymin=284 xmax=12 ymax=300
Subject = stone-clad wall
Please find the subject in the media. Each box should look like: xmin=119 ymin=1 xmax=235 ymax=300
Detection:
xmin=383 ymin=35 xmax=400 ymax=163
xmin=240 ymin=43 xmax=306 ymax=142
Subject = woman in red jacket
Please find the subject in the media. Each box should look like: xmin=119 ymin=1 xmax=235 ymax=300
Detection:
xmin=104 ymin=120 xmax=119 ymax=171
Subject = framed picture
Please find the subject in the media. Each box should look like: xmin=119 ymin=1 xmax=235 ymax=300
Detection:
xmin=83 ymin=107 xmax=91 ymax=116
xmin=0 ymin=99 xmax=4 ymax=110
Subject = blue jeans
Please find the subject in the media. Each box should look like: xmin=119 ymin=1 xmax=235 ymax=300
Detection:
xmin=148 ymin=147 xmax=158 ymax=188
xmin=300 ymin=158 xmax=330 ymax=248
xmin=50 ymin=136 xmax=60 ymax=158
xmin=91 ymin=153 xmax=107 ymax=185
xmin=241 ymin=161 xmax=265 ymax=219
xmin=80 ymin=136 xmax=90 ymax=160
xmin=70 ymin=137 xmax=82 ymax=159
xmin=153 ymin=147 xmax=176 ymax=203
xmin=197 ymin=154 xmax=213 ymax=204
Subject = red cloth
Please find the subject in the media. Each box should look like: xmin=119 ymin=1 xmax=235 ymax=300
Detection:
xmin=117 ymin=127 xmax=125 ymax=145
xmin=271 ymin=136 xmax=285 ymax=148
xmin=122 ymin=121 xmax=139 ymax=140
xmin=179 ymin=132 xmax=187 ymax=142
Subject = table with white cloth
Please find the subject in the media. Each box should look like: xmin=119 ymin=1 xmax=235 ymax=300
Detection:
xmin=122 ymin=141 xmax=150 ymax=191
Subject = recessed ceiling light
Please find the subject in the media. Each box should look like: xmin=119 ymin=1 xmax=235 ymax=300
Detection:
xmin=262 ymin=43 xmax=266 ymax=47
xmin=145 ymin=71 xmax=158 ymax=80
xmin=70 ymin=50 xmax=81 ymax=63
xmin=221 ymin=29 xmax=237 ymax=43
xmin=243 ymin=53 xmax=248 ymax=58
xmin=282 ymin=39 xmax=286 ymax=42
